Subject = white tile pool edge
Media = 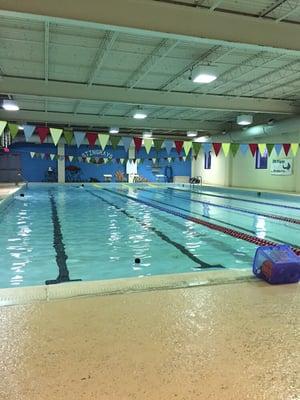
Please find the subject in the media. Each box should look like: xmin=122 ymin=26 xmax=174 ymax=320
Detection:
xmin=0 ymin=269 xmax=258 ymax=306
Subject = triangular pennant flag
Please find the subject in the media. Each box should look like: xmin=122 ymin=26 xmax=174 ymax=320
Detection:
xmin=50 ymin=154 xmax=55 ymax=160
xmin=120 ymin=158 xmax=124 ymax=164
xmin=103 ymin=158 xmax=108 ymax=164
xmin=183 ymin=141 xmax=192 ymax=156
xmin=167 ymin=157 xmax=172 ymax=163
xmin=144 ymin=138 xmax=153 ymax=154
xmin=175 ymin=140 xmax=183 ymax=154
xmin=74 ymin=131 xmax=85 ymax=148
xmin=36 ymin=126 xmax=49 ymax=143
xmin=153 ymin=139 xmax=164 ymax=152
xmin=0 ymin=121 xmax=7 ymax=136
xmin=240 ymin=144 xmax=248 ymax=155
xmin=86 ymin=157 xmax=91 ymax=163
xmin=136 ymin=159 xmax=141 ymax=165
xmin=86 ymin=132 xmax=97 ymax=147
xmin=266 ymin=143 xmax=274 ymax=155
xmin=24 ymin=125 xmax=36 ymax=141
xmin=164 ymin=139 xmax=174 ymax=155
xmin=63 ymin=129 xmax=73 ymax=145
xmin=98 ymin=133 xmax=109 ymax=150
xmin=69 ymin=156 xmax=74 ymax=162
xmin=122 ymin=137 xmax=132 ymax=152
xmin=30 ymin=152 xmax=35 ymax=158
xmin=274 ymin=143 xmax=282 ymax=156
xmin=282 ymin=143 xmax=291 ymax=156
xmin=133 ymin=137 xmax=143 ymax=152
xmin=40 ymin=153 xmax=45 ymax=159
xmin=183 ymin=156 xmax=187 ymax=162
xmin=203 ymin=143 xmax=211 ymax=154
xmin=291 ymin=143 xmax=299 ymax=157
xmin=249 ymin=144 xmax=258 ymax=157
xmin=50 ymin=128 xmax=63 ymax=146
xmin=212 ymin=143 xmax=222 ymax=156
xmin=258 ymin=143 xmax=266 ymax=156
xmin=8 ymin=123 xmax=19 ymax=139
xmin=231 ymin=143 xmax=239 ymax=157
xmin=192 ymin=142 xmax=201 ymax=156
xmin=222 ymin=143 xmax=231 ymax=157
xmin=110 ymin=136 xmax=121 ymax=149
xmin=152 ymin=158 xmax=156 ymax=164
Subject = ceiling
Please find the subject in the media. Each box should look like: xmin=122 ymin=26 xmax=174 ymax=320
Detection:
xmin=0 ymin=0 xmax=299 ymax=139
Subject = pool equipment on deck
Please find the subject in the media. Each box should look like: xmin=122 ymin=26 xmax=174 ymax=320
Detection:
xmin=253 ymin=245 xmax=300 ymax=284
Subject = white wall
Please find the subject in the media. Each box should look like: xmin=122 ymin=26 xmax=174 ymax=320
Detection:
xmin=192 ymin=147 xmax=300 ymax=193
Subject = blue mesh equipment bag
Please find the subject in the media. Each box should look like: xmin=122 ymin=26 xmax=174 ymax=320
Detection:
xmin=253 ymin=245 xmax=300 ymax=284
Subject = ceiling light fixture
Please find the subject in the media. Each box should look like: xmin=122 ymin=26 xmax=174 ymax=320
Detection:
xmin=109 ymin=127 xmax=119 ymax=134
xmin=237 ymin=115 xmax=253 ymax=126
xmin=133 ymin=111 xmax=147 ymax=119
xmin=187 ymin=131 xmax=197 ymax=137
xmin=193 ymin=66 xmax=218 ymax=84
xmin=2 ymin=99 xmax=19 ymax=111
xmin=18 ymin=125 xmax=24 ymax=130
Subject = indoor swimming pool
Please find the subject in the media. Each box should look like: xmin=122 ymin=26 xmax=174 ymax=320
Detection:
xmin=0 ymin=183 xmax=299 ymax=288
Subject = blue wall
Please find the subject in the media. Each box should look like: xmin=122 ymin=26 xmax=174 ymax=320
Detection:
xmin=9 ymin=143 xmax=191 ymax=182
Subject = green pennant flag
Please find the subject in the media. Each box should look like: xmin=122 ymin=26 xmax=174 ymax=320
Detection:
xmin=231 ymin=143 xmax=239 ymax=157
xmin=50 ymin=128 xmax=63 ymax=146
xmin=8 ymin=123 xmax=19 ymax=139
xmin=144 ymin=139 xmax=153 ymax=154
xmin=183 ymin=141 xmax=192 ymax=156
xmin=222 ymin=143 xmax=231 ymax=157
xmin=110 ymin=136 xmax=121 ymax=149
xmin=153 ymin=139 xmax=164 ymax=152
xmin=266 ymin=143 xmax=274 ymax=155
xmin=192 ymin=142 xmax=201 ymax=156
xmin=0 ymin=121 xmax=7 ymax=136
xmin=63 ymin=129 xmax=73 ymax=145
xmin=98 ymin=133 xmax=109 ymax=150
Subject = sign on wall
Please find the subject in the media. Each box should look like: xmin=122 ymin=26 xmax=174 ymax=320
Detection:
xmin=270 ymin=158 xmax=293 ymax=175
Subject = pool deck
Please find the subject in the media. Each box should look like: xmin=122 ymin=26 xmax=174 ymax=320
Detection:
xmin=0 ymin=279 xmax=299 ymax=400
xmin=0 ymin=183 xmax=23 ymax=198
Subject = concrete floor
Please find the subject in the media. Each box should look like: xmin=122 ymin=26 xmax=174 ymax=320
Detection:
xmin=0 ymin=281 xmax=299 ymax=400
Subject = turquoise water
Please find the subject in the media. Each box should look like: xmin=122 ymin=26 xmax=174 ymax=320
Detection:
xmin=0 ymin=183 xmax=299 ymax=288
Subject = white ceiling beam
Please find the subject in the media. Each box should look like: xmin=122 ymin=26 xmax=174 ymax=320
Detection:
xmin=0 ymin=109 xmax=222 ymax=131
xmin=124 ymin=39 xmax=178 ymax=89
xmin=1 ymin=0 xmax=300 ymax=55
xmin=44 ymin=21 xmax=49 ymax=82
xmin=1 ymin=76 xmax=297 ymax=114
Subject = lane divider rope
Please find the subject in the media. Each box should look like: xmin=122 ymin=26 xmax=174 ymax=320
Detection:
xmin=104 ymin=188 xmax=300 ymax=257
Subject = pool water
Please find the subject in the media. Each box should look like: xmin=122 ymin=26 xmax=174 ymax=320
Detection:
xmin=0 ymin=183 xmax=299 ymax=288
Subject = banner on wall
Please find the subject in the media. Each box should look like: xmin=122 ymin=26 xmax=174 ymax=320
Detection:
xmin=270 ymin=158 xmax=293 ymax=175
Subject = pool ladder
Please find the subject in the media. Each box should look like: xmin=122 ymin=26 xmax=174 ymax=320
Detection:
xmin=190 ymin=175 xmax=202 ymax=190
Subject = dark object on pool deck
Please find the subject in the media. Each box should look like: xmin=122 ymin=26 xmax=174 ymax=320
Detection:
xmin=81 ymin=184 xmax=85 ymax=187
xmin=135 ymin=258 xmax=141 ymax=264
xmin=20 ymin=193 xmax=24 ymax=197
xmin=253 ymin=245 xmax=300 ymax=284
xmin=257 ymin=192 xmax=261 ymax=197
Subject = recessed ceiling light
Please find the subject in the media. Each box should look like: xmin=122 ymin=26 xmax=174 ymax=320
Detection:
xmin=2 ymin=99 xmax=19 ymax=111
xmin=193 ymin=73 xmax=217 ymax=84
xmin=187 ymin=131 xmax=197 ymax=137
xmin=109 ymin=127 xmax=119 ymax=134
xmin=143 ymin=131 xmax=152 ymax=138
xmin=237 ymin=115 xmax=253 ymax=126
xmin=18 ymin=125 xmax=24 ymax=130
xmin=193 ymin=136 xmax=210 ymax=143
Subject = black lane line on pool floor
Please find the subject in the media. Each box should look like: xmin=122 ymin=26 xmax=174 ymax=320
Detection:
xmin=133 ymin=188 xmax=299 ymax=248
xmin=45 ymin=192 xmax=82 ymax=285
xmin=85 ymin=189 xmax=225 ymax=270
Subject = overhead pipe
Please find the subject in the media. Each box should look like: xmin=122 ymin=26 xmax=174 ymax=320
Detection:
xmin=211 ymin=115 xmax=300 ymax=143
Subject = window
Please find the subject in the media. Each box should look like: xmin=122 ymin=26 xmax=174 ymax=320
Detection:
xmin=255 ymin=149 xmax=268 ymax=169
xmin=204 ymin=151 xmax=212 ymax=169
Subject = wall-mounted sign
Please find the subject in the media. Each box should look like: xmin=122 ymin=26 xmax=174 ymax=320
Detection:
xmin=270 ymin=158 xmax=293 ymax=175
xmin=81 ymin=149 xmax=113 ymax=160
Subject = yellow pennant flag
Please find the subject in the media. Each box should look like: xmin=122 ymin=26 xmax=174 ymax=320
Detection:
xmin=143 ymin=139 xmax=153 ymax=154
xmin=0 ymin=121 xmax=7 ymax=136
xmin=258 ymin=143 xmax=266 ymax=156
xmin=222 ymin=143 xmax=231 ymax=157
xmin=291 ymin=143 xmax=299 ymax=157
xmin=183 ymin=141 xmax=192 ymax=156
xmin=98 ymin=133 xmax=109 ymax=150
xmin=49 ymin=128 xmax=63 ymax=146
xmin=8 ymin=123 xmax=19 ymax=139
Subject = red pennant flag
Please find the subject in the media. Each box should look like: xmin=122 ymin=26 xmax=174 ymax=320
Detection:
xmin=133 ymin=137 xmax=142 ymax=152
xmin=86 ymin=132 xmax=97 ymax=147
xmin=283 ymin=143 xmax=291 ymax=156
xmin=249 ymin=143 xmax=258 ymax=157
xmin=36 ymin=126 xmax=49 ymax=143
xmin=175 ymin=140 xmax=183 ymax=154
xmin=212 ymin=143 xmax=222 ymax=156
